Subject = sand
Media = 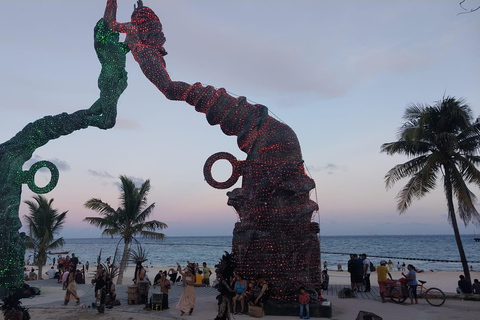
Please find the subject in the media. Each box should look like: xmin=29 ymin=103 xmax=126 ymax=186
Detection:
xmin=19 ymin=265 xmax=480 ymax=320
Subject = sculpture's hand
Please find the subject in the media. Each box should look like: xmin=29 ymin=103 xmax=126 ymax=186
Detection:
xmin=134 ymin=0 xmax=144 ymax=10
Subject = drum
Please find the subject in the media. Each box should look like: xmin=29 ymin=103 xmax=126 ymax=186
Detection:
xmin=151 ymin=293 xmax=163 ymax=304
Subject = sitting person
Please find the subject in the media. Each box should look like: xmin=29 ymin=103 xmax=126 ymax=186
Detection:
xmin=232 ymin=274 xmax=247 ymax=314
xmin=456 ymin=275 xmax=473 ymax=294
xmin=472 ymin=279 xmax=480 ymax=294
xmin=242 ymin=280 xmax=256 ymax=306
xmin=253 ymin=275 xmax=269 ymax=307
xmin=28 ymin=268 xmax=38 ymax=281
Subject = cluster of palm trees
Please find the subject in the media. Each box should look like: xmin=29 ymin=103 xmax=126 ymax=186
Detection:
xmin=24 ymin=97 xmax=480 ymax=285
xmin=23 ymin=175 xmax=166 ymax=284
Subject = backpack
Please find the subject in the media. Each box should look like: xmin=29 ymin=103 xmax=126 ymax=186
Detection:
xmin=369 ymin=261 xmax=376 ymax=272
xmin=338 ymin=288 xmax=355 ymax=298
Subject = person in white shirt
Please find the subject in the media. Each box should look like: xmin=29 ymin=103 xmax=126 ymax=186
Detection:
xmin=46 ymin=266 xmax=56 ymax=279
xmin=361 ymin=253 xmax=371 ymax=292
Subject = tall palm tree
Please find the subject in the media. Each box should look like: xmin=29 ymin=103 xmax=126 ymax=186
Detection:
xmin=381 ymin=97 xmax=480 ymax=281
xmin=24 ymin=195 xmax=67 ymax=280
xmin=84 ymin=175 xmax=167 ymax=284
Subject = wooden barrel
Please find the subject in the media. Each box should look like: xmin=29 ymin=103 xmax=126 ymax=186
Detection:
xmin=128 ymin=292 xmax=139 ymax=305
xmin=138 ymin=281 xmax=149 ymax=295
xmin=127 ymin=286 xmax=138 ymax=294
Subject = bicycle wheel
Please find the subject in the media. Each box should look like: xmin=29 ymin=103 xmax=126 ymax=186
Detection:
xmin=389 ymin=286 xmax=407 ymax=303
xmin=424 ymin=287 xmax=445 ymax=307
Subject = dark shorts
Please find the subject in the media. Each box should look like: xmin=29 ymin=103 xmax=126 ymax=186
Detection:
xmin=202 ymin=278 xmax=210 ymax=286
xmin=352 ymin=274 xmax=363 ymax=284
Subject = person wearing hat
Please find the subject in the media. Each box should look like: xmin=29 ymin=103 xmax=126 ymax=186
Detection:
xmin=377 ymin=260 xmax=394 ymax=303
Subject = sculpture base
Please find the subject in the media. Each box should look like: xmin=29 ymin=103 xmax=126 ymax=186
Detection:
xmin=264 ymin=299 xmax=332 ymax=318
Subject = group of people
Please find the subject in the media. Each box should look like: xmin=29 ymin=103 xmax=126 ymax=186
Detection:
xmin=23 ymin=268 xmax=37 ymax=281
xmin=347 ymin=253 xmax=373 ymax=292
xmin=214 ymin=271 xmax=269 ymax=318
xmin=456 ymin=275 xmax=480 ymax=294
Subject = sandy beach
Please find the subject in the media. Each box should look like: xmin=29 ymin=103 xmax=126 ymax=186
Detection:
xmin=17 ymin=265 xmax=480 ymax=320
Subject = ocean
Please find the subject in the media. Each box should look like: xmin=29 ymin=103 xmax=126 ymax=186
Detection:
xmin=25 ymin=234 xmax=480 ymax=272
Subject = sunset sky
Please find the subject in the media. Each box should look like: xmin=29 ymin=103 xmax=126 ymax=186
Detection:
xmin=1 ymin=1 xmax=479 ymax=238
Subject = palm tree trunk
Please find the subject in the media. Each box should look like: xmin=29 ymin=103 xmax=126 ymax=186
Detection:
xmin=445 ymin=174 xmax=471 ymax=282
xmin=116 ymin=239 xmax=130 ymax=285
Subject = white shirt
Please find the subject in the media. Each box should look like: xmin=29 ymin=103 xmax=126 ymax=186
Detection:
xmin=46 ymin=268 xmax=56 ymax=279
xmin=363 ymin=258 xmax=371 ymax=275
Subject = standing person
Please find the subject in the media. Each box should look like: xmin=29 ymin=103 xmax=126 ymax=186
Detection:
xmin=350 ymin=254 xmax=363 ymax=291
xmin=63 ymin=266 xmax=80 ymax=306
xmin=159 ymin=271 xmax=171 ymax=309
xmin=93 ymin=265 xmax=107 ymax=313
xmin=154 ymin=270 xmax=163 ymax=285
xmin=298 ymin=286 xmax=310 ymax=319
xmin=133 ymin=261 xmax=146 ymax=284
xmin=85 ymin=261 xmax=90 ymax=272
xmin=202 ymin=262 xmax=212 ymax=287
xmin=70 ymin=253 xmax=79 ymax=270
xmin=402 ymin=264 xmax=418 ymax=304
xmin=347 ymin=254 xmax=354 ymax=289
xmin=61 ymin=268 xmax=69 ymax=289
xmin=361 ymin=254 xmax=371 ymax=292
xmin=377 ymin=260 xmax=394 ymax=303
xmin=53 ymin=257 xmax=56 ymax=267
xmin=388 ymin=260 xmax=393 ymax=271
xmin=323 ymin=261 xmax=328 ymax=271
xmin=176 ymin=263 xmax=196 ymax=316
xmin=401 ymin=262 xmax=406 ymax=271
xmin=397 ymin=262 xmax=401 ymax=271
xmin=232 ymin=274 xmax=247 ymax=314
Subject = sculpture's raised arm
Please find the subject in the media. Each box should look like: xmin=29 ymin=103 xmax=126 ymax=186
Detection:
xmin=0 ymin=18 xmax=128 ymax=296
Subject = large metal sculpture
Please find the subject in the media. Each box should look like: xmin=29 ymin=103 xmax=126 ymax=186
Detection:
xmin=104 ymin=0 xmax=320 ymax=301
xmin=0 ymin=19 xmax=129 ymax=295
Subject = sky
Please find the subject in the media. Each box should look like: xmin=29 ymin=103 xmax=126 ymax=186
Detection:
xmin=1 ymin=0 xmax=480 ymax=238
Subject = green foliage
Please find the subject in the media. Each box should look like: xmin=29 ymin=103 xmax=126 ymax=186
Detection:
xmin=381 ymin=96 xmax=480 ymax=281
xmin=1 ymin=291 xmax=30 ymax=320
xmin=23 ymin=195 xmax=66 ymax=279
xmin=84 ymin=175 xmax=167 ymax=284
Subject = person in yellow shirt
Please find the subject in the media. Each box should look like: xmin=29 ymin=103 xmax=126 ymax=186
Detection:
xmin=195 ymin=270 xmax=203 ymax=285
xmin=377 ymin=260 xmax=394 ymax=303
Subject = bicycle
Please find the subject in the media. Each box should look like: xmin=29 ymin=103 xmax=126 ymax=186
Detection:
xmin=386 ymin=280 xmax=446 ymax=307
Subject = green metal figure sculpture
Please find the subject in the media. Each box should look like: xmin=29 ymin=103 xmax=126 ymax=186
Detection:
xmin=0 ymin=19 xmax=129 ymax=295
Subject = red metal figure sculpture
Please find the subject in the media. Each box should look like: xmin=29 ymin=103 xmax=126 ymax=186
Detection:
xmin=104 ymin=0 xmax=320 ymax=302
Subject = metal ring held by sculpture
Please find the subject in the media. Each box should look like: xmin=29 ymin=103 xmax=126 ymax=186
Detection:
xmin=23 ymin=161 xmax=59 ymax=194
xmin=203 ymin=152 xmax=241 ymax=189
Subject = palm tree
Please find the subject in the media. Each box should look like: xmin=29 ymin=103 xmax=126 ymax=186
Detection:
xmin=24 ymin=195 xmax=67 ymax=280
xmin=84 ymin=175 xmax=167 ymax=284
xmin=381 ymin=96 xmax=480 ymax=282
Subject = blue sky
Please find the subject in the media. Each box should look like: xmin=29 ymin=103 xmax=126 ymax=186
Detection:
xmin=1 ymin=1 xmax=480 ymax=238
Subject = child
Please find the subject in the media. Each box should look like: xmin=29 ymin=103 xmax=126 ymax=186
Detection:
xmin=298 ymin=287 xmax=310 ymax=319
